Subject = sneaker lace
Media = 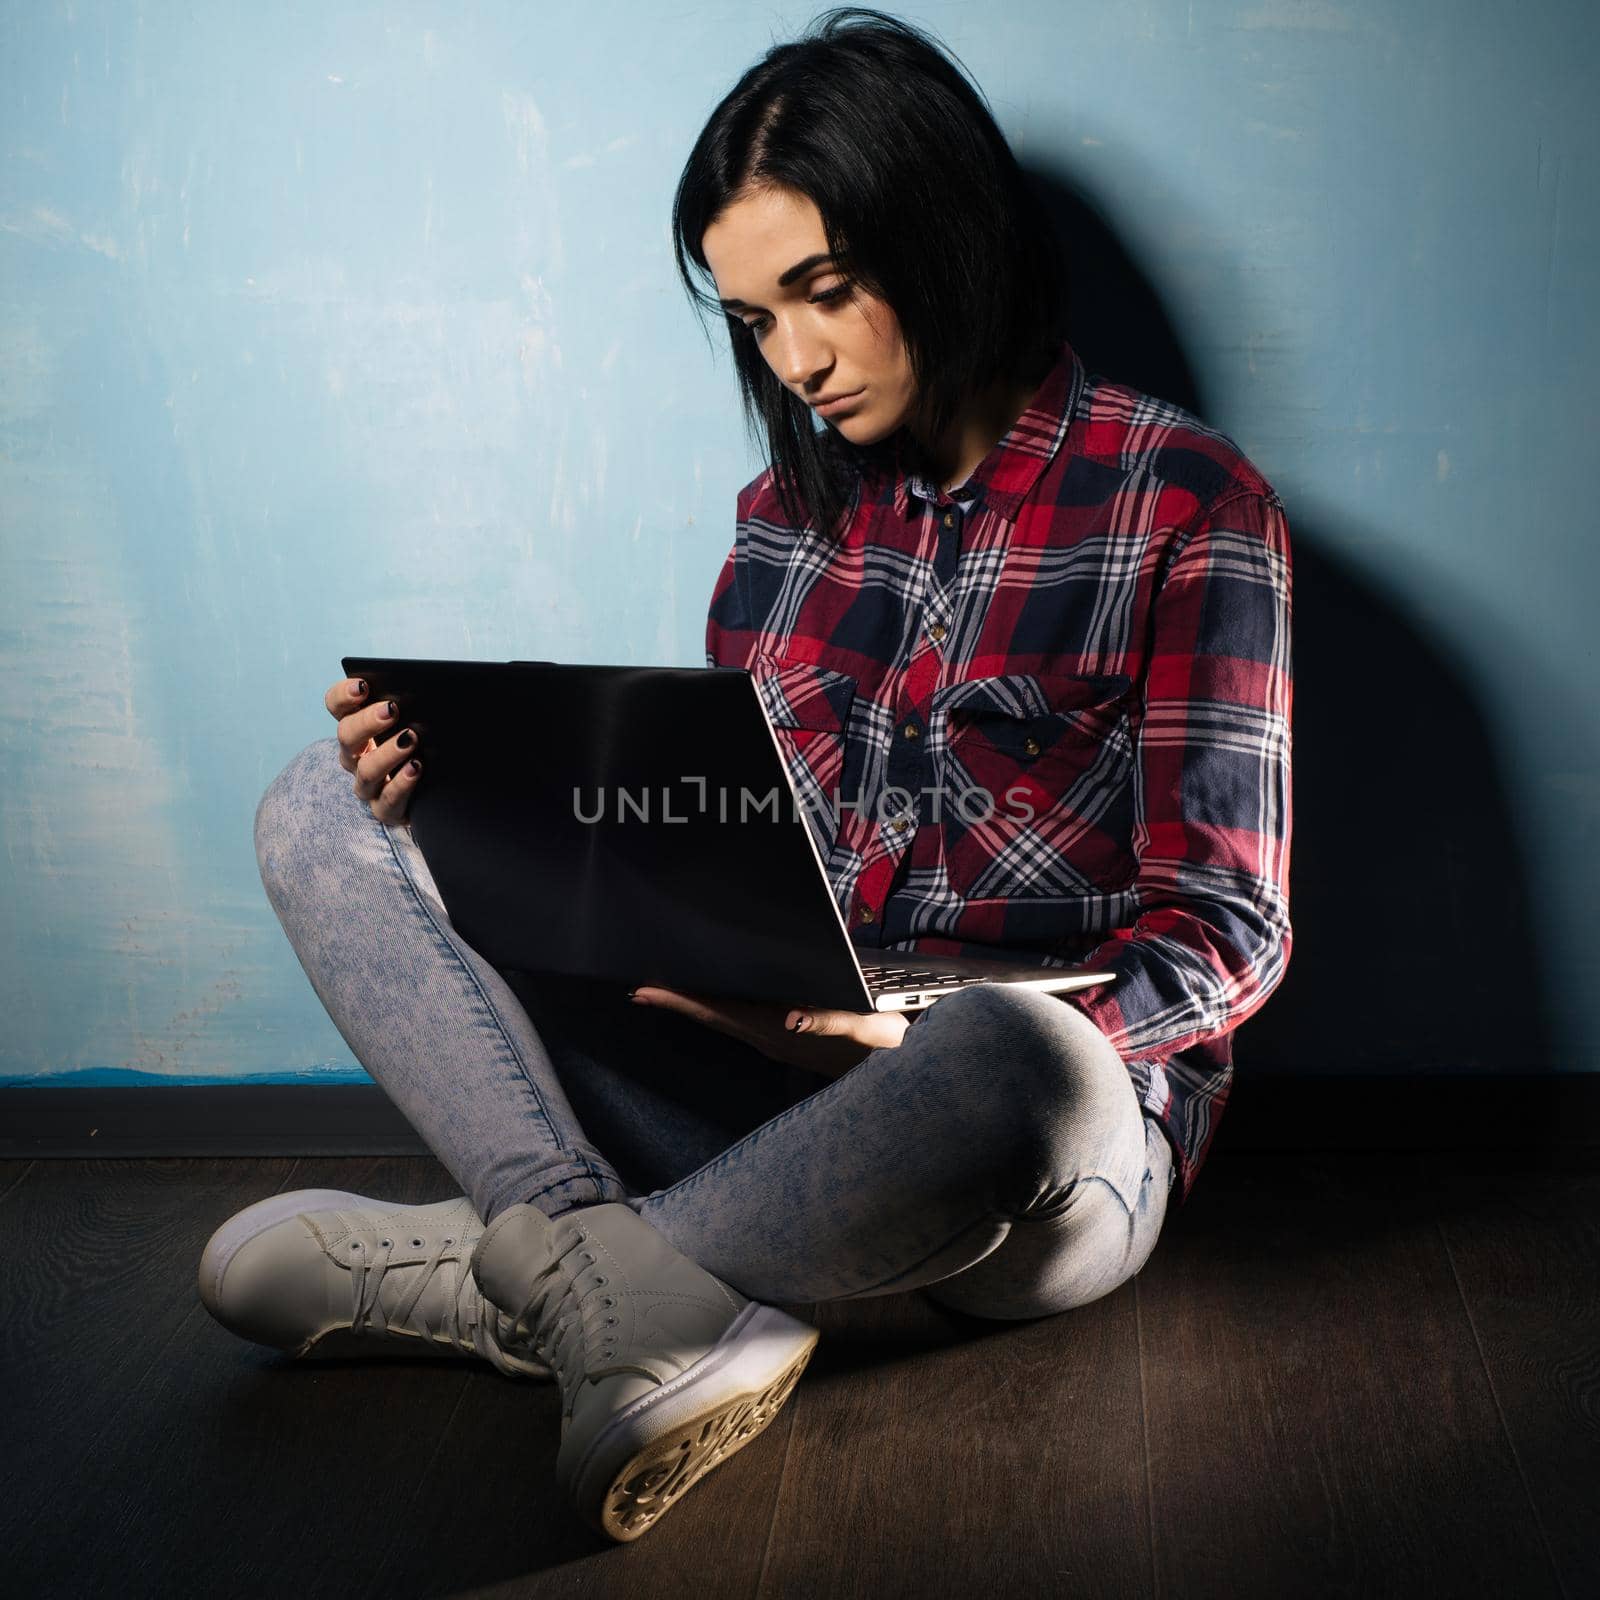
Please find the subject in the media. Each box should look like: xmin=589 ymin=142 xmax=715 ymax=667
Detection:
xmin=345 ymin=1229 xmax=501 ymax=1363
xmin=497 ymin=1219 xmax=617 ymax=1410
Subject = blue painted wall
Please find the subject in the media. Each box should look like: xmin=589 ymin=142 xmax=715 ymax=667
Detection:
xmin=4 ymin=2 xmax=1595 ymax=1086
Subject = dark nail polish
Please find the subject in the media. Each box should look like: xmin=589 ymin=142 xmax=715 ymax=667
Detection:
xmin=396 ymin=729 xmax=415 ymax=750
xmin=406 ymin=759 xmax=420 ymax=777
xmin=384 ymin=700 xmax=397 ymax=720
xmin=352 ymin=678 xmax=368 ymax=697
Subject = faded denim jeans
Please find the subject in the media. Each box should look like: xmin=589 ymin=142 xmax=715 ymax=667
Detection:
xmin=252 ymin=736 xmax=1175 ymax=1318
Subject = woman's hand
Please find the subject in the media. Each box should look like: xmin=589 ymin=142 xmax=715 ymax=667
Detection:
xmin=630 ymin=987 xmax=910 ymax=1079
xmin=324 ymin=675 xmax=422 ymax=825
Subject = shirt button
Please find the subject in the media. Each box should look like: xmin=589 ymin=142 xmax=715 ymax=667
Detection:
xmin=902 ymin=722 xmax=921 ymax=740
xmin=1023 ymin=736 xmax=1040 ymax=757
xmin=857 ymin=903 xmax=875 ymax=923
xmin=928 ymin=622 xmax=946 ymax=643
xmin=890 ymin=818 xmax=909 ymax=833
xmin=942 ymin=512 xmax=955 ymax=528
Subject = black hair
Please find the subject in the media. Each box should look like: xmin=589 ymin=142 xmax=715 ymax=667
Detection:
xmin=671 ymin=7 xmax=1068 ymax=540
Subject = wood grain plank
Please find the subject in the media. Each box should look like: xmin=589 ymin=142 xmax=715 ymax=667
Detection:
xmin=0 ymin=1155 xmax=307 ymax=1563
xmin=756 ymin=1284 xmax=1152 ymax=1600
xmin=9 ymin=1156 xmax=480 ymax=1600
xmin=0 ymin=1159 xmax=36 ymax=1206
xmin=1138 ymin=1151 xmax=1562 ymax=1598
xmin=1434 ymin=1149 xmax=1600 ymax=1599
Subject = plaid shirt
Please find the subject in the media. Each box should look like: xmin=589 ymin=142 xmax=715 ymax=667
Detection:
xmin=704 ymin=339 xmax=1293 ymax=1204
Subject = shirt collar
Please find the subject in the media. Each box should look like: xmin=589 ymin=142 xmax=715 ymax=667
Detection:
xmin=885 ymin=339 xmax=1086 ymax=522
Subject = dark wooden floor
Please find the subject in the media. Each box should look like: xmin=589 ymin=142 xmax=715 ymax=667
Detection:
xmin=2 ymin=1148 xmax=1595 ymax=1600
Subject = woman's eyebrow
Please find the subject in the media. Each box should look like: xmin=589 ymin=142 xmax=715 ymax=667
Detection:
xmin=718 ymin=252 xmax=836 ymax=310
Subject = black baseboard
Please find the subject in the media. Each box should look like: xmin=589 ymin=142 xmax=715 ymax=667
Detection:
xmin=3 ymin=1073 xmax=1598 ymax=1159
xmin=1206 ymin=1071 xmax=1600 ymax=1156
xmin=1 ymin=1084 xmax=430 ymax=1158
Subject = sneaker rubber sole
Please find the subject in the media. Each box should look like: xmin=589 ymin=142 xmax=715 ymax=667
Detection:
xmin=569 ymin=1300 xmax=821 ymax=1542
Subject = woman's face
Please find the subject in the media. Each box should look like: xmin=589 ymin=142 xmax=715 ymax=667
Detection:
xmin=701 ymin=185 xmax=916 ymax=445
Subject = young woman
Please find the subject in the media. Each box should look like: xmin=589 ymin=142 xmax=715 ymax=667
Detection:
xmin=199 ymin=8 xmax=1292 ymax=1545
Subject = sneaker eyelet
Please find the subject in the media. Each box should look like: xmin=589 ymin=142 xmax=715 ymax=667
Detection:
xmin=412 ymin=1238 xmax=424 ymax=1247
xmin=350 ymin=1242 xmax=361 ymax=1252
xmin=380 ymin=1239 xmax=392 ymax=1248
xmin=607 ymin=1315 xmax=618 ymax=1325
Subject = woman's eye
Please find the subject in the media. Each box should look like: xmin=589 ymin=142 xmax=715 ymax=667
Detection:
xmin=740 ymin=284 xmax=852 ymax=338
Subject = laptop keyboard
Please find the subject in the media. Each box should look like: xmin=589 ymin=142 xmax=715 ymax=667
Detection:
xmin=864 ymin=965 xmax=991 ymax=994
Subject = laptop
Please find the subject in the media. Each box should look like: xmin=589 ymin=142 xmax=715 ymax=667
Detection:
xmin=341 ymin=655 xmax=1119 ymax=1015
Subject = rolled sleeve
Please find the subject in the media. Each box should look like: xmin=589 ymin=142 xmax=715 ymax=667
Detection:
xmin=1062 ymin=487 xmax=1294 ymax=1060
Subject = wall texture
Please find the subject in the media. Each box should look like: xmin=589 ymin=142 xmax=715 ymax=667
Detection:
xmin=3 ymin=2 xmax=1595 ymax=1086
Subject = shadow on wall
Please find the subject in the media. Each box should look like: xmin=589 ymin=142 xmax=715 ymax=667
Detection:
xmin=1023 ymin=165 xmax=1556 ymax=1079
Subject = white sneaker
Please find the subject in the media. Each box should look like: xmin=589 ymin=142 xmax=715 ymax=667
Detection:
xmin=197 ymin=1189 xmax=551 ymax=1379
xmin=471 ymin=1200 xmax=819 ymax=1541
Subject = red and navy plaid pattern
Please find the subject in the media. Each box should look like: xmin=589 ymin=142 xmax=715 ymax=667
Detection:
xmin=705 ymin=339 xmax=1294 ymax=1204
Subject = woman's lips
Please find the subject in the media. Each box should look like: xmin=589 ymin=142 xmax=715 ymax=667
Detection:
xmin=813 ymin=389 xmax=865 ymax=418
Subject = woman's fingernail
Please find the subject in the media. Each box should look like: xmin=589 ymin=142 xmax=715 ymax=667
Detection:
xmin=382 ymin=700 xmax=397 ymax=720
xmin=352 ymin=678 xmax=368 ymax=697
xmin=790 ymin=1013 xmax=810 ymax=1032
xmin=406 ymin=759 xmax=420 ymax=777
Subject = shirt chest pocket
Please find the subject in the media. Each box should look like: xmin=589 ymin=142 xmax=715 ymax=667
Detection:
xmin=934 ymin=670 xmax=1136 ymax=900
xmin=752 ymin=654 xmax=859 ymax=857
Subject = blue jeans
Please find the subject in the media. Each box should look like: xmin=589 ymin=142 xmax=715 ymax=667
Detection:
xmin=252 ymin=737 xmax=1174 ymax=1318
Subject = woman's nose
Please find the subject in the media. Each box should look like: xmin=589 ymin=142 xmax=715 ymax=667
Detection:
xmin=769 ymin=324 xmax=831 ymax=393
